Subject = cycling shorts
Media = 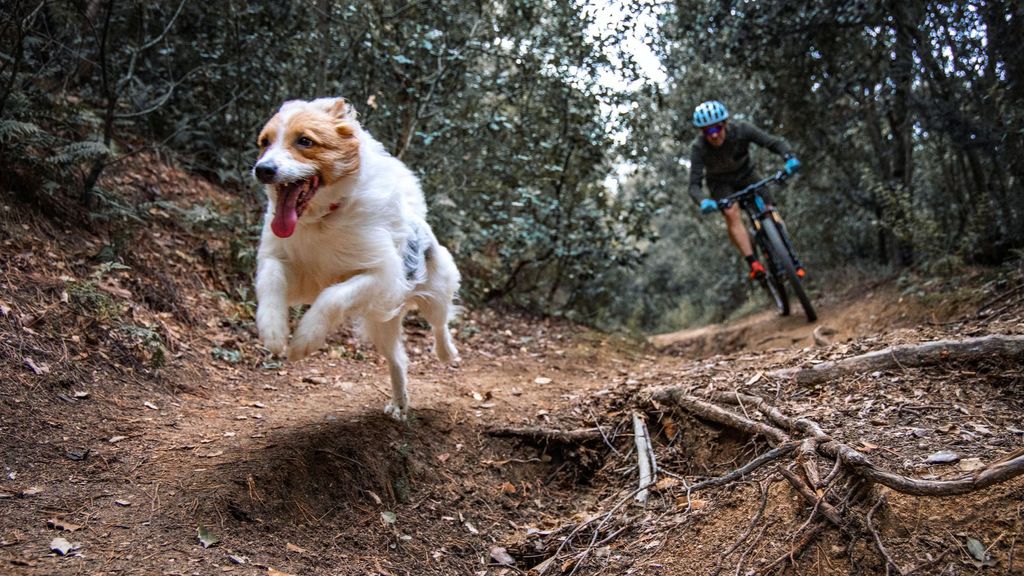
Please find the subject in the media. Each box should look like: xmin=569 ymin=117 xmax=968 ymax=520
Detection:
xmin=708 ymin=172 xmax=762 ymax=202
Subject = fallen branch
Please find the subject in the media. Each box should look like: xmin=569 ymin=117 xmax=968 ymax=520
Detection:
xmin=768 ymin=334 xmax=1024 ymax=385
xmin=486 ymin=426 xmax=604 ymax=444
xmin=632 ymin=412 xmax=656 ymax=502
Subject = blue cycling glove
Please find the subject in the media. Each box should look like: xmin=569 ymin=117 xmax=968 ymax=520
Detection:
xmin=700 ymin=198 xmax=718 ymax=215
xmin=785 ymin=156 xmax=801 ymax=175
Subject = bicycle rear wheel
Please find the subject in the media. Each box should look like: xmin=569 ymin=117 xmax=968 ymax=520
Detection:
xmin=761 ymin=218 xmax=816 ymax=322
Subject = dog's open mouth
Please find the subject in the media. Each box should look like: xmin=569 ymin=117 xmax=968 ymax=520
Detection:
xmin=271 ymin=175 xmax=320 ymax=238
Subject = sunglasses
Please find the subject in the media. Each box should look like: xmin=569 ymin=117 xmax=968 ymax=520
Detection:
xmin=702 ymin=124 xmax=725 ymax=136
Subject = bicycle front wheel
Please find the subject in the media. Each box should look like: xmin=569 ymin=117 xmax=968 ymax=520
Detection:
xmin=763 ymin=272 xmax=789 ymax=316
xmin=753 ymin=228 xmax=789 ymax=316
xmin=761 ymin=218 xmax=816 ymax=322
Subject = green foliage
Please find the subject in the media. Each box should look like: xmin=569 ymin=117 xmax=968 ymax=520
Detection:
xmin=0 ymin=119 xmax=42 ymax=143
xmin=67 ymin=281 xmax=122 ymax=321
xmin=210 ymin=347 xmax=242 ymax=364
xmin=119 ymin=324 xmax=169 ymax=368
xmin=66 ymin=262 xmax=132 ymax=321
xmin=214 ymin=286 xmax=256 ymax=323
xmin=47 ymin=141 xmax=111 ymax=168
xmin=4 ymin=0 xmax=1020 ymax=333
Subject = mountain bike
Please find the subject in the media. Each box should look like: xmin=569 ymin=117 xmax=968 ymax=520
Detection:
xmin=717 ymin=171 xmax=817 ymax=322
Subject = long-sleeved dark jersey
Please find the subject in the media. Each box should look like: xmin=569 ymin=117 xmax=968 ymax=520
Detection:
xmin=688 ymin=120 xmax=792 ymax=204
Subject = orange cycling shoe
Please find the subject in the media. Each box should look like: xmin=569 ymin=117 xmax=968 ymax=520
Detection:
xmin=749 ymin=260 xmax=766 ymax=280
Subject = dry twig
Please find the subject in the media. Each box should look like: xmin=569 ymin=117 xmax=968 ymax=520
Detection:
xmin=486 ymin=426 xmax=603 ymax=445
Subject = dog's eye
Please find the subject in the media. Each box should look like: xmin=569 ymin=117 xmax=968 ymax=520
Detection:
xmin=296 ymin=136 xmax=315 ymax=148
xmin=259 ymin=137 xmax=270 ymax=148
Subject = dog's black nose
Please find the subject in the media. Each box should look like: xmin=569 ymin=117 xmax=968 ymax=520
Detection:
xmin=254 ymin=163 xmax=277 ymax=184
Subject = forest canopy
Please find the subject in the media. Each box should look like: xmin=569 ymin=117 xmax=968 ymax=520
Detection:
xmin=1 ymin=0 xmax=1021 ymax=332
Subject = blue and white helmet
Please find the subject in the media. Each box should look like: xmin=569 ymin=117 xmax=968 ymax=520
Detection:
xmin=693 ymin=100 xmax=729 ymax=128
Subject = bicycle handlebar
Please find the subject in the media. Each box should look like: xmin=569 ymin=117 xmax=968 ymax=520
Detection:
xmin=716 ymin=170 xmax=789 ymax=210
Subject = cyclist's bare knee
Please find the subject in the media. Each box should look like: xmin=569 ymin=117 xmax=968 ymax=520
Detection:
xmin=721 ymin=203 xmax=742 ymax=222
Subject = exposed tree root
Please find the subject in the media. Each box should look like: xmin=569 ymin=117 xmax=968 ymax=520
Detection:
xmin=710 ymin=479 xmax=771 ymax=576
xmin=647 ymin=384 xmax=1024 ymax=574
xmin=779 ymin=466 xmax=842 ymax=527
xmin=767 ymin=334 xmax=1024 ymax=385
xmin=697 ymin=388 xmax=1024 ymax=496
xmin=501 ymin=342 xmax=1024 ymax=574
xmin=683 ymin=441 xmax=798 ymax=492
xmin=866 ymin=495 xmax=906 ymax=575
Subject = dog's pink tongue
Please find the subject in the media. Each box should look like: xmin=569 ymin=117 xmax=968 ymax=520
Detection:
xmin=271 ymin=188 xmax=299 ymax=238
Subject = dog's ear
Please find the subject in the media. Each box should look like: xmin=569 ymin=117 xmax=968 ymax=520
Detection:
xmin=328 ymin=98 xmax=358 ymax=121
xmin=327 ymin=98 xmax=358 ymax=138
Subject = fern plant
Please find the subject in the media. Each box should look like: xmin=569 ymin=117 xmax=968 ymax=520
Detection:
xmin=0 ymin=119 xmax=43 ymax=143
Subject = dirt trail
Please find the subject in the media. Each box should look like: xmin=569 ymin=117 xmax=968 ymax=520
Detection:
xmin=648 ymin=283 xmax=954 ymax=358
xmin=0 ymin=299 xmax=658 ymax=575
xmin=2 ymin=159 xmax=1023 ymax=575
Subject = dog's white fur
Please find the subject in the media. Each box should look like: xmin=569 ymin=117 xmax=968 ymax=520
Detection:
xmin=252 ymin=97 xmax=460 ymax=420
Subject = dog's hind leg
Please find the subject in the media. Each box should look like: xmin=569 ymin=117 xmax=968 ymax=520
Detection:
xmin=417 ymin=296 xmax=459 ymax=364
xmin=365 ymin=315 xmax=411 ymax=421
xmin=414 ymin=245 xmax=460 ymax=364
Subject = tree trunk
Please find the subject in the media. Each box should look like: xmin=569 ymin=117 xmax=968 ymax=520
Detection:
xmin=885 ymin=0 xmax=922 ymax=266
xmin=82 ymin=0 xmax=118 ymax=206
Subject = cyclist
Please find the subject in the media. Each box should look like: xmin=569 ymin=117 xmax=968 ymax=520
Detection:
xmin=688 ymin=100 xmax=802 ymax=280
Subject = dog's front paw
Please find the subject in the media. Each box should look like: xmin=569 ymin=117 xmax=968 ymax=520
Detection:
xmin=383 ymin=400 xmax=409 ymax=422
xmin=287 ymin=333 xmax=324 ymax=361
xmin=260 ymin=334 xmax=286 ymax=357
xmin=257 ymin=305 xmax=289 ymax=356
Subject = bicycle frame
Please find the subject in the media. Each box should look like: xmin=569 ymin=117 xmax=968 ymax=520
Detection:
xmin=716 ymin=171 xmax=817 ymax=322
xmin=717 ymin=171 xmax=798 ymax=276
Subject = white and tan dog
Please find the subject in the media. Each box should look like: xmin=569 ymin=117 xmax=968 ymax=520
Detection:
xmin=252 ymin=97 xmax=460 ymax=420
